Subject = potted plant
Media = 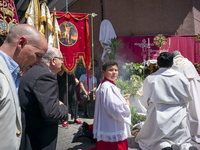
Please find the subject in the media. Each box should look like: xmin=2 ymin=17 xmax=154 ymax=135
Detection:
xmin=103 ymin=37 xmax=122 ymax=61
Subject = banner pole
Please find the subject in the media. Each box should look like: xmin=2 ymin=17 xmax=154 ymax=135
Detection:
xmin=66 ymin=0 xmax=68 ymax=13
xmin=91 ymin=15 xmax=95 ymax=100
xmin=66 ymin=73 xmax=69 ymax=129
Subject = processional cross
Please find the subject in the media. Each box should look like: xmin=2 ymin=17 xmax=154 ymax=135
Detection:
xmin=153 ymin=34 xmax=167 ymax=53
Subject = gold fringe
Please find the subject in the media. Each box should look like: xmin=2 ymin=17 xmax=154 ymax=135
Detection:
xmin=40 ymin=16 xmax=46 ymax=23
xmin=47 ymin=22 xmax=53 ymax=31
xmin=62 ymin=56 xmax=91 ymax=75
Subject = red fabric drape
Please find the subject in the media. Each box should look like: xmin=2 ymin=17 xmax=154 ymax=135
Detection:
xmin=55 ymin=12 xmax=90 ymax=93
xmin=0 ymin=0 xmax=19 ymax=36
xmin=117 ymin=35 xmax=200 ymax=64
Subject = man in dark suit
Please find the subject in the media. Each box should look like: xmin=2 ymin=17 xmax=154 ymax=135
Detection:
xmin=19 ymin=47 xmax=68 ymax=150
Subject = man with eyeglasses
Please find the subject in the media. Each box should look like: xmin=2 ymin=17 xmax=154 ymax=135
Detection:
xmin=18 ymin=47 xmax=68 ymax=150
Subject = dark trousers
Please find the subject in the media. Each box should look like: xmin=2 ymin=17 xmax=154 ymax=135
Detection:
xmin=80 ymin=92 xmax=88 ymax=115
xmin=57 ymin=73 xmax=78 ymax=120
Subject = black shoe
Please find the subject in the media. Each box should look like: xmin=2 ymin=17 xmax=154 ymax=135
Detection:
xmin=189 ymin=146 xmax=198 ymax=150
xmin=171 ymin=144 xmax=180 ymax=150
xmin=72 ymin=127 xmax=83 ymax=143
xmin=162 ymin=147 xmax=171 ymax=150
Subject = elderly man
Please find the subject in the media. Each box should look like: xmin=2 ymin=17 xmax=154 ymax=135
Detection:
xmin=0 ymin=24 xmax=47 ymax=150
xmin=135 ymin=52 xmax=197 ymax=150
xmin=172 ymin=50 xmax=200 ymax=144
xmin=19 ymin=47 xmax=68 ymax=150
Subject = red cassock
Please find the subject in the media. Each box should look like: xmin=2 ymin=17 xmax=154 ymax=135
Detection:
xmin=88 ymin=124 xmax=128 ymax=150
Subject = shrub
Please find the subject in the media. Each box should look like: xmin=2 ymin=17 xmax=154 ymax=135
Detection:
xmin=130 ymin=106 xmax=146 ymax=130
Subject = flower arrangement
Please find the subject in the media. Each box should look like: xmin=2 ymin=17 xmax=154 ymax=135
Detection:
xmin=130 ymin=106 xmax=146 ymax=130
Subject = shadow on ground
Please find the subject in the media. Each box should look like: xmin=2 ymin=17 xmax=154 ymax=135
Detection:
xmin=128 ymin=136 xmax=141 ymax=150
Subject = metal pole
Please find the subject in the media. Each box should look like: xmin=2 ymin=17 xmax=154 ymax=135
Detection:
xmin=66 ymin=0 xmax=68 ymax=13
xmin=66 ymin=73 xmax=69 ymax=129
xmin=91 ymin=15 xmax=95 ymax=100
xmin=100 ymin=0 xmax=103 ymax=21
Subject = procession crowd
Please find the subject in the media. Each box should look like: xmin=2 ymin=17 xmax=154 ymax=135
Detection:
xmin=0 ymin=24 xmax=200 ymax=150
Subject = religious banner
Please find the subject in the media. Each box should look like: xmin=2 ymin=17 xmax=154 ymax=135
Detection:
xmin=0 ymin=0 xmax=19 ymax=36
xmin=55 ymin=12 xmax=90 ymax=75
xmin=117 ymin=35 xmax=200 ymax=64
xmin=25 ymin=0 xmax=40 ymax=30
xmin=25 ymin=0 xmax=60 ymax=48
xmin=40 ymin=3 xmax=61 ymax=48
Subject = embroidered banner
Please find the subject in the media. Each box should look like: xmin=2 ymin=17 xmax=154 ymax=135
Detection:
xmin=55 ymin=12 xmax=90 ymax=75
xmin=117 ymin=35 xmax=200 ymax=64
xmin=0 ymin=0 xmax=19 ymax=36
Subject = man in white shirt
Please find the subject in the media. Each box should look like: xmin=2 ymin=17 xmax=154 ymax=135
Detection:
xmin=135 ymin=52 xmax=197 ymax=150
xmin=172 ymin=50 xmax=200 ymax=144
xmin=80 ymin=68 xmax=97 ymax=117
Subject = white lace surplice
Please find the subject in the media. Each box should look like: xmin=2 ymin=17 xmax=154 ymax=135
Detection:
xmin=93 ymin=81 xmax=131 ymax=142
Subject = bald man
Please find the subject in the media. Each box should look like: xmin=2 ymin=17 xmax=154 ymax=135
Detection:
xmin=0 ymin=24 xmax=47 ymax=150
xmin=19 ymin=47 xmax=68 ymax=150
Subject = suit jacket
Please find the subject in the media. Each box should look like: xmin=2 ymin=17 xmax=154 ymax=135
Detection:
xmin=0 ymin=56 xmax=22 ymax=150
xmin=19 ymin=63 xmax=68 ymax=150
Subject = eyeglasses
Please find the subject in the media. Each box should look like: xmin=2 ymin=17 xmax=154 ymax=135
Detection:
xmin=54 ymin=57 xmax=65 ymax=62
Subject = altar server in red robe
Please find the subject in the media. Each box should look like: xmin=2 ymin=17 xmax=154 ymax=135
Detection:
xmin=89 ymin=60 xmax=131 ymax=150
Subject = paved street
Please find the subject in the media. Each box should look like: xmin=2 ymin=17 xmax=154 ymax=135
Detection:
xmin=56 ymin=111 xmax=200 ymax=150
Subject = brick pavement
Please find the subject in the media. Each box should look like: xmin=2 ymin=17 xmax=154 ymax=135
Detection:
xmin=56 ymin=111 xmax=200 ymax=150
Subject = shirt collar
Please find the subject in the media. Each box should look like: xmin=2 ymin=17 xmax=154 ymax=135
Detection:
xmin=0 ymin=50 xmax=20 ymax=74
xmin=101 ymin=77 xmax=116 ymax=86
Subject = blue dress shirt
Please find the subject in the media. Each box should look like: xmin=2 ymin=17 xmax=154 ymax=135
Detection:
xmin=0 ymin=50 xmax=20 ymax=103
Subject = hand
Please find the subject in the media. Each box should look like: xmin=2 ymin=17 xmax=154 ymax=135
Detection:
xmin=126 ymin=99 xmax=130 ymax=108
xmin=123 ymin=93 xmax=130 ymax=100
xmin=59 ymin=101 xmax=64 ymax=105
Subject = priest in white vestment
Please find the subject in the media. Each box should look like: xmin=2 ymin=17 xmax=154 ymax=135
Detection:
xmin=172 ymin=50 xmax=200 ymax=144
xmin=135 ymin=52 xmax=197 ymax=150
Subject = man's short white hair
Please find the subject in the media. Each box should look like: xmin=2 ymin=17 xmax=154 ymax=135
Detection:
xmin=172 ymin=50 xmax=181 ymax=58
xmin=41 ymin=47 xmax=59 ymax=64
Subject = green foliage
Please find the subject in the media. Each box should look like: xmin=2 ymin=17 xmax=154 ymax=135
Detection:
xmin=192 ymin=34 xmax=200 ymax=43
xmin=114 ymin=77 xmax=131 ymax=95
xmin=130 ymin=106 xmax=146 ymax=130
xmin=103 ymin=37 xmax=122 ymax=60
xmin=115 ymin=75 xmax=143 ymax=97
xmin=192 ymin=34 xmax=200 ymax=52
xmin=121 ymin=62 xmax=144 ymax=80
xmin=194 ymin=63 xmax=200 ymax=73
